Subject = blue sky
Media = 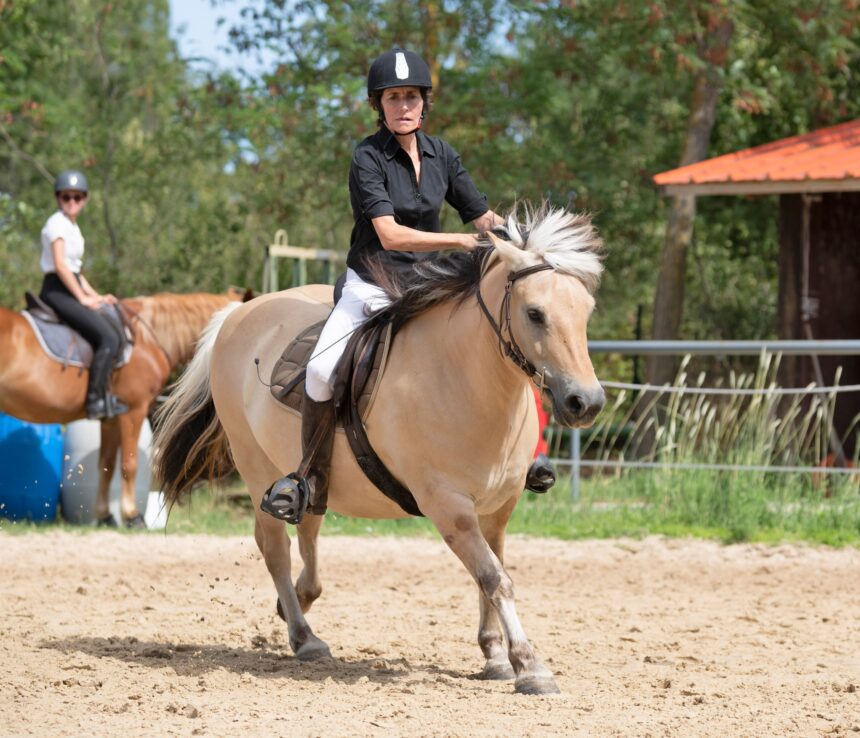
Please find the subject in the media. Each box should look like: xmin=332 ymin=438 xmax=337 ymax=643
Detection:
xmin=168 ymin=0 xmax=273 ymax=75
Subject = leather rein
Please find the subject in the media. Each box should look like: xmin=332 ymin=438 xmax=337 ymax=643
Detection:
xmin=475 ymin=260 xmax=554 ymax=382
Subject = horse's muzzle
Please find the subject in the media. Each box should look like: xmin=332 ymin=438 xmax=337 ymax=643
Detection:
xmin=547 ymin=380 xmax=605 ymax=428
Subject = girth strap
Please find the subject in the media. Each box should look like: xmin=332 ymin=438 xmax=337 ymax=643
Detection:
xmin=333 ymin=318 xmax=423 ymax=517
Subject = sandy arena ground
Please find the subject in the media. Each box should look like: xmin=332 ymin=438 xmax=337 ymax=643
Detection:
xmin=1 ymin=531 xmax=858 ymax=737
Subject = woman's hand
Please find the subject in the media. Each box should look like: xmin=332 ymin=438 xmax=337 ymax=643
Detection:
xmin=80 ymin=294 xmax=103 ymax=310
xmin=102 ymin=293 xmax=118 ymax=305
xmin=460 ymin=234 xmax=481 ymax=251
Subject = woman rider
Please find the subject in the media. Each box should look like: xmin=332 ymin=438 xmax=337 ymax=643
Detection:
xmin=39 ymin=170 xmax=128 ymax=420
xmin=261 ymin=49 xmax=554 ymax=523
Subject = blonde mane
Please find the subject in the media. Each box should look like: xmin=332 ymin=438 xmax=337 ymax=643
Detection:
xmin=129 ymin=292 xmax=236 ymax=367
xmin=366 ymin=202 xmax=604 ymax=325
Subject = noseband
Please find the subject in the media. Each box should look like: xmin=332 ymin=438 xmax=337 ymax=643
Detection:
xmin=475 ymin=261 xmax=554 ymax=381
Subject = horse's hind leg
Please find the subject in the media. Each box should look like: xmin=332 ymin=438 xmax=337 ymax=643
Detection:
xmin=295 ymin=513 xmax=324 ymax=613
xmin=253 ymin=511 xmax=330 ymax=660
xmin=421 ymin=490 xmax=559 ymax=695
xmin=232 ymin=436 xmax=331 ymax=661
xmin=476 ymin=496 xmax=518 ymax=681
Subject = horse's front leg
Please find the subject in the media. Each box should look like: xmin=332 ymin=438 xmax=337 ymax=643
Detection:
xmin=421 ymin=490 xmax=559 ymax=695
xmin=95 ymin=419 xmax=120 ymax=522
xmin=117 ymin=409 xmax=146 ymax=525
xmin=477 ymin=495 xmax=518 ymax=681
xmin=295 ymin=513 xmax=325 ymax=613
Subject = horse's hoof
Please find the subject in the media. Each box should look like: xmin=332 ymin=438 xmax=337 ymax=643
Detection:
xmin=96 ymin=514 xmax=119 ymax=528
xmin=481 ymin=660 xmax=515 ymax=680
xmin=515 ymin=675 xmax=561 ymax=695
xmin=124 ymin=514 xmax=147 ymax=529
xmin=296 ymin=639 xmax=331 ymax=662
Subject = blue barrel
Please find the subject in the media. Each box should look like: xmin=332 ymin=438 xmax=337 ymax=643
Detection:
xmin=0 ymin=413 xmax=63 ymax=522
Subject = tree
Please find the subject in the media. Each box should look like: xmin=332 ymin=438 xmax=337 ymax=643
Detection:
xmin=648 ymin=3 xmax=733 ymax=387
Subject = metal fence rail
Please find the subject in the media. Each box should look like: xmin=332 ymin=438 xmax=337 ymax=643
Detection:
xmin=588 ymin=339 xmax=860 ymax=355
xmin=558 ymin=340 xmax=860 ymax=500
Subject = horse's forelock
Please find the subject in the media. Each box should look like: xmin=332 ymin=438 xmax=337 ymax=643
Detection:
xmin=505 ymin=204 xmax=604 ymax=294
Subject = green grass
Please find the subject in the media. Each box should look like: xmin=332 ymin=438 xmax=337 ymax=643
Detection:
xmin=4 ymin=471 xmax=858 ymax=547
xmin=6 ymin=349 xmax=860 ymax=545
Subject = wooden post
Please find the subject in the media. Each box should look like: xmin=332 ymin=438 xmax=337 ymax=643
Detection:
xmin=263 ymin=230 xmax=343 ymax=293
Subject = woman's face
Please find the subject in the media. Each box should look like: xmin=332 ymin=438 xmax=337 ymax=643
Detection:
xmin=57 ymin=190 xmax=88 ymax=220
xmin=380 ymin=86 xmax=424 ymax=135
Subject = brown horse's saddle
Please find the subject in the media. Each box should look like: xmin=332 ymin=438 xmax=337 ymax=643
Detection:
xmin=269 ymin=315 xmax=422 ymax=517
xmin=21 ymin=292 xmax=133 ymax=370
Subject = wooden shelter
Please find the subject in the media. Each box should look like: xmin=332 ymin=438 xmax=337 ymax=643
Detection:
xmin=654 ymin=119 xmax=860 ymax=454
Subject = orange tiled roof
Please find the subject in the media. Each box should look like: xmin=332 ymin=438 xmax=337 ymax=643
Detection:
xmin=653 ymin=119 xmax=860 ymax=194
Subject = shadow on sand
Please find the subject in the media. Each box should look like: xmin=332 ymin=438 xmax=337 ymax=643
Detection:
xmin=40 ymin=635 xmax=471 ymax=686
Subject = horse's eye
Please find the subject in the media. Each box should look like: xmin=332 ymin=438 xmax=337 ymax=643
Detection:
xmin=526 ymin=307 xmax=545 ymax=325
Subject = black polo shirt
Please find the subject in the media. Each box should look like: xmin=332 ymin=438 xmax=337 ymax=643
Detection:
xmin=347 ymin=127 xmax=489 ymax=282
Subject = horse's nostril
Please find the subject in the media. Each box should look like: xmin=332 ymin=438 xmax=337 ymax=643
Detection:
xmin=565 ymin=394 xmax=584 ymax=417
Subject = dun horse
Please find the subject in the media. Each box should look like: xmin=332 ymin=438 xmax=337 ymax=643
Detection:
xmin=0 ymin=289 xmax=248 ymax=526
xmin=154 ymin=206 xmax=604 ymax=694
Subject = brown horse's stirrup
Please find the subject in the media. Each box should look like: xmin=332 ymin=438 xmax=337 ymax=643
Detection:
xmin=86 ymin=393 xmax=129 ymax=420
xmin=260 ymin=397 xmax=335 ymax=525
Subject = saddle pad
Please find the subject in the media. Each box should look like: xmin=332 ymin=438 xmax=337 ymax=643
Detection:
xmin=21 ymin=306 xmax=132 ymax=369
xmin=269 ymin=319 xmax=392 ymax=424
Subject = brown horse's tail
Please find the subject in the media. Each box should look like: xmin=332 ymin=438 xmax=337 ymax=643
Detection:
xmin=152 ymin=303 xmax=240 ymax=506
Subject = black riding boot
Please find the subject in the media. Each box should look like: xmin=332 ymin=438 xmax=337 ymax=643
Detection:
xmin=86 ymin=348 xmax=128 ymax=420
xmin=261 ymin=397 xmax=336 ymax=524
xmin=525 ymin=453 xmax=556 ymax=493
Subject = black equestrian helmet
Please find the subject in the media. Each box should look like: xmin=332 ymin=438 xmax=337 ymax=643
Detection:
xmin=367 ymin=48 xmax=432 ymax=95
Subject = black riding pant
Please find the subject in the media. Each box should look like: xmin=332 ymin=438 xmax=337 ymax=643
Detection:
xmin=39 ymin=273 xmax=122 ymax=402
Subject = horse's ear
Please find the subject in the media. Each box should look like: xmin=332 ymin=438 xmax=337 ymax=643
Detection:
xmin=486 ymin=231 xmax=536 ymax=271
xmin=241 ymin=288 xmax=255 ymax=302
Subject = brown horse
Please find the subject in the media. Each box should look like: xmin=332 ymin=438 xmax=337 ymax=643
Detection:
xmin=154 ymin=206 xmax=604 ymax=694
xmin=0 ymin=289 xmax=248 ymax=526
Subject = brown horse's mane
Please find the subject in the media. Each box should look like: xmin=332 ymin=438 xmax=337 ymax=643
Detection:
xmin=125 ymin=292 xmax=234 ymax=368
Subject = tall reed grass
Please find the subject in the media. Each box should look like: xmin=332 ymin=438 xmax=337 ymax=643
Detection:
xmin=555 ymin=353 xmax=860 ymax=544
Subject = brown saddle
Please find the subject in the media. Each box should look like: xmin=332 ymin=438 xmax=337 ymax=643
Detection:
xmin=269 ymin=315 xmax=422 ymax=517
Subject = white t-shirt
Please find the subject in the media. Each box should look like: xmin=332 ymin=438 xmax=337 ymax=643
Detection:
xmin=40 ymin=210 xmax=85 ymax=274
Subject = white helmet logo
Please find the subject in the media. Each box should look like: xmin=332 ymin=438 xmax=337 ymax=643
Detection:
xmin=69 ymin=175 xmax=78 ymax=186
xmin=395 ymin=52 xmax=409 ymax=80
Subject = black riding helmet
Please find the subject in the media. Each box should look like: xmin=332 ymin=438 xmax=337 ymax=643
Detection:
xmin=367 ymin=48 xmax=432 ymax=94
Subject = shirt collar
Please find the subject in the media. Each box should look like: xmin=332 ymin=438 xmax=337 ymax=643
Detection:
xmin=377 ymin=127 xmax=436 ymax=160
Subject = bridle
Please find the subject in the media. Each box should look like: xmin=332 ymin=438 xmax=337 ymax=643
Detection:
xmin=475 ymin=260 xmax=554 ymax=386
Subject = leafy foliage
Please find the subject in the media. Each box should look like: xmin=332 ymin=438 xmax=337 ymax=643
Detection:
xmin=1 ymin=0 xmax=859 ymax=348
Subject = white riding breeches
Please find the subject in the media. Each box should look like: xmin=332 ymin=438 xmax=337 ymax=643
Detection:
xmin=305 ymin=268 xmax=392 ymax=402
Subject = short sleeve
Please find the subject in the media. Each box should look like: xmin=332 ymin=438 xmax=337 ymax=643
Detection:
xmin=43 ymin=213 xmax=68 ymax=245
xmin=350 ymin=146 xmax=395 ymax=219
xmin=443 ymin=142 xmax=488 ymax=224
